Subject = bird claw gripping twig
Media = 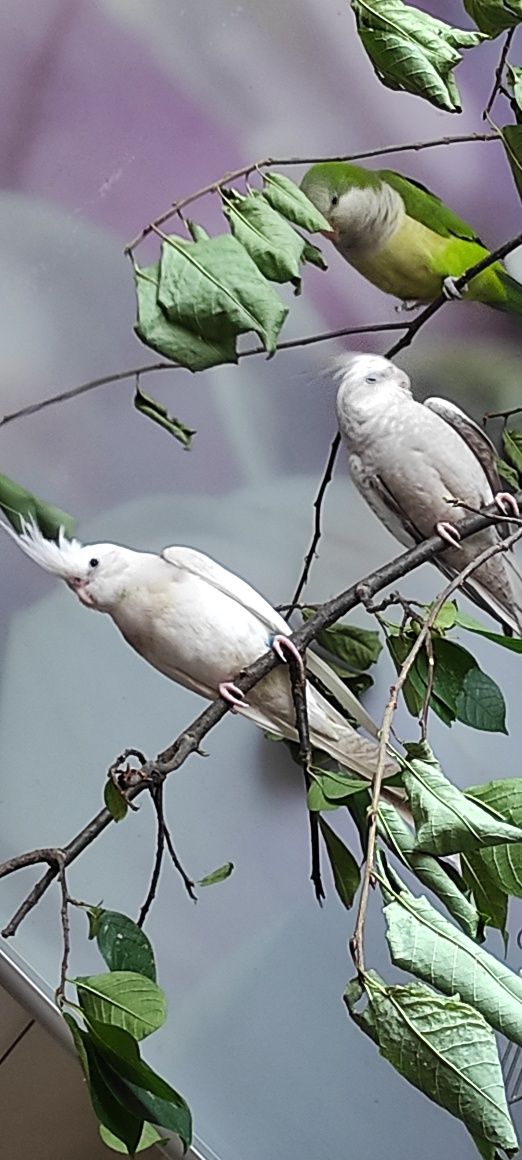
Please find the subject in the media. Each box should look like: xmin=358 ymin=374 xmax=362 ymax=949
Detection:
xmin=436 ymin=521 xmax=462 ymax=548
xmin=495 ymin=491 xmax=520 ymax=518
xmin=271 ymin=633 xmax=305 ymax=672
xmin=218 ymin=681 xmax=248 ymax=711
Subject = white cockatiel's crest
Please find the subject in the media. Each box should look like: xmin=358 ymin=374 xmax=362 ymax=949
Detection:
xmin=0 ymin=516 xmax=85 ymax=578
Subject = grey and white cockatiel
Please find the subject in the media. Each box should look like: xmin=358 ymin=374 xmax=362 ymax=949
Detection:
xmin=1 ymin=519 xmax=402 ymax=789
xmin=335 ymin=352 xmax=522 ymax=635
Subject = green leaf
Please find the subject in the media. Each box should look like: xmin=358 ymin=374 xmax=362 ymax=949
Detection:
xmin=464 ymin=0 xmax=522 ymax=37
xmin=351 ymin=0 xmax=485 ymax=113
xmin=86 ymin=1022 xmax=182 ymax=1104
xmin=508 ymin=63 xmax=522 ymax=116
xmin=157 ymin=234 xmax=288 ymax=353
xmin=198 ymin=862 xmax=234 ymax=887
xmin=384 ymin=885 xmax=522 ymax=1045
xmin=466 ymin=780 xmax=522 ymax=896
xmin=501 ymin=125 xmax=522 ymax=201
xmin=503 ymin=427 xmax=522 ymax=475
xmin=304 ymin=613 xmax=382 ymax=670
xmin=378 ymin=802 xmax=480 ymax=939
xmin=261 ymin=172 xmax=331 ymax=232
xmin=222 ymin=190 xmax=305 ymax=283
xmin=134 ymin=263 xmax=238 ymax=371
xmin=81 ymin=1031 xmax=144 ymax=1155
xmin=461 ymin=850 xmax=508 ymax=934
xmin=387 ymin=633 xmax=455 ymax=723
xmin=186 ymin=220 xmax=209 ymax=242
xmin=345 ymin=972 xmax=518 ymax=1155
xmin=455 ymin=668 xmax=507 ymax=733
xmin=96 ymin=913 xmax=156 ymax=982
xmin=133 ymin=386 xmax=195 ymax=449
xmin=431 ymin=601 xmax=458 ymax=632
xmin=75 ymin=972 xmax=166 ymax=1041
xmin=0 ymin=471 xmax=75 ymax=539
xmin=497 ymin=456 xmax=520 ymax=488
xmin=302 ymin=239 xmax=328 ymax=270
xmin=100 ymin=1122 xmax=165 ymax=1154
xmin=63 ymin=1012 xmax=90 ymax=1080
xmin=402 ymin=741 xmax=522 ymax=855
xmin=117 ymin=1082 xmax=192 ymax=1153
xmin=307 ymin=780 xmax=343 ymax=811
xmin=455 ymin=610 xmax=522 ymax=652
xmin=104 ymin=779 xmax=128 ymax=823
xmin=326 ymin=662 xmax=374 ymax=696
xmin=310 ymin=769 xmax=372 ymax=803
xmin=319 ymin=817 xmax=360 ymax=909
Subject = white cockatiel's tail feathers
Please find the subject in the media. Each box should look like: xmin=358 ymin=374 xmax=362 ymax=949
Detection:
xmin=335 ymin=352 xmax=522 ymax=636
xmin=0 ymin=516 xmax=85 ymax=578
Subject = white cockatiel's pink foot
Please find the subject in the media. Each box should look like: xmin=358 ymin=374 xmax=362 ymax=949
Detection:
xmin=271 ymin=634 xmax=304 ymax=671
xmin=495 ymin=492 xmax=520 ymax=518
xmin=436 ymin=521 xmax=462 ymax=548
xmin=218 ymin=681 xmax=248 ymax=711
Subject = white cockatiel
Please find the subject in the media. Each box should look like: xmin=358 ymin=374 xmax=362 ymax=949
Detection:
xmin=335 ymin=353 xmax=522 ymax=634
xmin=1 ymin=519 xmax=400 ymax=784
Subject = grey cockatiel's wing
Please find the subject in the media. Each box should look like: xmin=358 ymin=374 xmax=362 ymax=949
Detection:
xmin=161 ymin=545 xmax=379 ymax=736
xmin=423 ymin=397 xmax=508 ymax=527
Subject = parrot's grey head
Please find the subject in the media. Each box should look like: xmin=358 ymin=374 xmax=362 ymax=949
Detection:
xmin=1 ymin=518 xmax=133 ymax=613
xmin=301 ymin=163 xmax=404 ymax=250
xmin=333 ymin=354 xmax=412 ymax=418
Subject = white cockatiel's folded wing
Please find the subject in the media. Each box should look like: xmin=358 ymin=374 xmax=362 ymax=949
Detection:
xmin=160 ymin=544 xmax=381 ymax=736
xmin=423 ymin=397 xmax=506 ymax=515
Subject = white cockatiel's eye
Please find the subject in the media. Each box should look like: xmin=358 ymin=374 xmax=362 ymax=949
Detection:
xmin=365 ymin=374 xmax=378 ymax=383
xmin=89 ymin=557 xmax=99 ymax=569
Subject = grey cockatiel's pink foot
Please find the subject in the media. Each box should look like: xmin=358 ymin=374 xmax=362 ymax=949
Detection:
xmin=436 ymin=521 xmax=462 ymax=548
xmin=218 ymin=681 xmax=248 ymax=711
xmin=495 ymin=492 xmax=520 ymax=518
xmin=271 ymin=634 xmax=304 ymax=671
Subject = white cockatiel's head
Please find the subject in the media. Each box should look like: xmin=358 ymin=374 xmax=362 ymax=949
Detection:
xmin=1 ymin=519 xmax=134 ymax=613
xmin=334 ymin=353 xmax=412 ymax=433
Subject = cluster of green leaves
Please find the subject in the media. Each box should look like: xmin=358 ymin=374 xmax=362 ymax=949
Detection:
xmin=0 ymin=470 xmax=75 ymax=539
xmin=303 ymin=609 xmax=382 ymax=697
xmin=134 ymin=173 xmax=328 ymax=377
xmin=497 ymin=425 xmax=522 ymax=489
xmin=464 ymin=0 xmax=522 ymax=38
xmin=65 ymin=908 xmax=192 ymax=1156
xmin=386 ymin=601 xmax=509 ymax=733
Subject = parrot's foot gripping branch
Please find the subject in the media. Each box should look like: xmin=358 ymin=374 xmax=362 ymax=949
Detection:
xmin=435 ymin=521 xmax=462 ymax=548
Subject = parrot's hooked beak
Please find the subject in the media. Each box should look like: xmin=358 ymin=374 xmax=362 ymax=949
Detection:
xmin=66 ymin=577 xmax=96 ymax=608
xmin=321 ymin=228 xmax=336 ymax=240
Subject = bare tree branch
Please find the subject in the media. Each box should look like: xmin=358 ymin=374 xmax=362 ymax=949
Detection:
xmin=3 ymin=495 xmax=520 ymax=939
xmin=483 ymin=28 xmax=515 ymax=120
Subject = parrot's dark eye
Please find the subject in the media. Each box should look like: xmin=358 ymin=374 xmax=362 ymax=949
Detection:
xmin=331 ymin=194 xmax=339 ymax=207
xmin=89 ymin=557 xmax=99 ymax=569
xmin=366 ymin=375 xmax=378 ymax=383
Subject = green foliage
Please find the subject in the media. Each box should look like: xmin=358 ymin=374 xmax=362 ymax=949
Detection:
xmin=346 ymin=972 xmax=518 ymax=1155
xmin=198 ymin=862 xmax=234 ymax=886
xmin=502 ymin=426 xmax=522 ymax=477
xmin=456 ymin=610 xmax=522 ymax=652
xmin=351 ymin=0 xmax=485 ymax=113
xmin=319 ymin=817 xmax=361 ymax=908
xmin=134 ymin=386 xmax=196 ymax=449
xmin=221 ymin=190 xmax=306 ymax=284
xmin=461 ymin=850 xmax=509 ymax=935
xmin=464 ymin=0 xmax=522 ymax=37
xmin=0 ymin=471 xmax=75 ymax=539
xmin=402 ymin=741 xmax=522 ymax=855
xmin=261 ymin=172 xmax=331 ymax=231
xmin=501 ymin=124 xmax=522 ymax=201
xmin=99 ymin=1122 xmax=165 ymax=1153
xmin=303 ymin=611 xmax=381 ymax=671
xmin=75 ymin=972 xmax=166 ymax=1041
xmin=134 ymin=263 xmax=238 ymax=371
xmin=307 ymin=768 xmax=370 ymax=810
xmin=466 ymin=780 xmax=522 ymax=897
xmin=95 ymin=912 xmax=157 ymax=981
xmin=104 ymin=779 xmax=128 ymax=822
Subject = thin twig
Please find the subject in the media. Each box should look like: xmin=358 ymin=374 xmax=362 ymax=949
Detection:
xmin=2 ymin=496 xmax=521 ymax=938
xmin=420 ymin=632 xmax=435 ymax=743
xmin=138 ymin=785 xmax=166 ymax=927
xmin=0 ymin=324 xmax=407 ymax=432
xmin=349 ymin=525 xmax=522 ymax=977
xmin=484 ymin=404 xmax=522 ymax=423
xmin=56 ymin=858 xmax=70 ymax=1007
xmin=483 ymin=29 xmax=515 ymax=120
xmin=286 ymin=649 xmax=324 ymax=903
xmin=154 ymin=784 xmax=197 ymax=902
xmin=288 ymin=432 xmax=341 ymax=613
xmin=125 ymin=133 xmax=499 ymax=252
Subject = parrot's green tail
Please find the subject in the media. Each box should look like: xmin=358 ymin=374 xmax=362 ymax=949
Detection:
xmin=496 ymin=270 xmax=522 ymax=315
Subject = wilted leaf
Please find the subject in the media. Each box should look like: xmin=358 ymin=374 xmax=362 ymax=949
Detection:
xmin=464 ymin=0 xmax=522 ymax=37
xmin=378 ymin=802 xmax=480 ymax=938
xmin=384 ymin=885 xmax=522 ymax=1044
xmin=75 ymin=972 xmax=166 ymax=1041
xmin=466 ymin=779 xmax=522 ymax=897
xmin=104 ymin=779 xmax=128 ymax=823
xmin=461 ymin=850 xmax=508 ymax=934
xmin=186 ymin=221 xmax=210 ymax=242
xmin=198 ymin=862 xmax=234 ymax=887
xmin=319 ymin=817 xmax=360 ymax=908
xmin=302 ymin=239 xmax=328 ymax=269
xmin=134 ymin=264 xmax=238 ymax=371
xmin=0 ymin=471 xmax=75 ymax=539
xmin=262 ymin=172 xmax=331 ymax=232
xmin=345 ymin=972 xmax=518 ymax=1154
xmin=96 ymin=912 xmax=156 ymax=981
xmin=402 ymin=741 xmax=522 ymax=855
xmin=351 ymin=0 xmax=484 ymax=113
xmin=158 ymin=234 xmax=288 ymax=352
xmin=222 ymin=190 xmax=305 ymax=282
xmin=134 ymin=386 xmax=195 ymax=449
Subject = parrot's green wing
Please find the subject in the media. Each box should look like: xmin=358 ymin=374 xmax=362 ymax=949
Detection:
xmin=378 ymin=170 xmax=482 ymax=242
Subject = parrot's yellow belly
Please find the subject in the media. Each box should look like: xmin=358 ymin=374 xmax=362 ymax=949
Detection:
xmin=346 ymin=216 xmax=458 ymax=301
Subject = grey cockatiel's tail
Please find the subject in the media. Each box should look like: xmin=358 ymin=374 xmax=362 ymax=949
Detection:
xmin=1 ymin=519 xmax=403 ymax=792
xmin=335 ymin=353 xmax=522 ymax=635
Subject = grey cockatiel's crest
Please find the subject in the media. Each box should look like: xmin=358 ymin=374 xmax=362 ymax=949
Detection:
xmin=335 ymin=353 xmax=522 ymax=635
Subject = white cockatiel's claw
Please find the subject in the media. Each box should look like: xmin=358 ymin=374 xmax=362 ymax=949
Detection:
xmin=1 ymin=519 xmax=404 ymax=794
xmin=271 ymin=634 xmax=304 ymax=671
xmin=435 ymin=521 xmax=462 ymax=548
xmin=335 ymin=352 xmax=522 ymax=636
xmin=495 ymin=492 xmax=520 ymax=519
xmin=218 ymin=681 xmax=248 ymax=711
xmin=442 ymin=276 xmax=465 ymax=301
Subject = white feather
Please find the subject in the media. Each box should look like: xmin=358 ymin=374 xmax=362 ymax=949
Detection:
xmin=0 ymin=516 xmax=84 ymax=578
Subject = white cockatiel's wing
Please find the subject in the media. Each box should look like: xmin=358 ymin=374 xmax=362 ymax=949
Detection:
xmin=160 ymin=545 xmax=380 ymax=737
xmin=423 ymin=397 xmax=507 ymax=522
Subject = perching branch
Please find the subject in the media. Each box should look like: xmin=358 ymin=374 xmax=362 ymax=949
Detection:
xmin=348 ymin=525 xmax=522 ymax=978
xmin=2 ymin=495 xmax=521 ymax=939
xmin=483 ymin=29 xmax=515 ymax=120
xmin=125 ymin=132 xmax=499 ymax=253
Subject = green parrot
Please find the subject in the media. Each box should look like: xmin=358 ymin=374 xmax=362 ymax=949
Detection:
xmin=300 ymin=162 xmax=522 ymax=314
